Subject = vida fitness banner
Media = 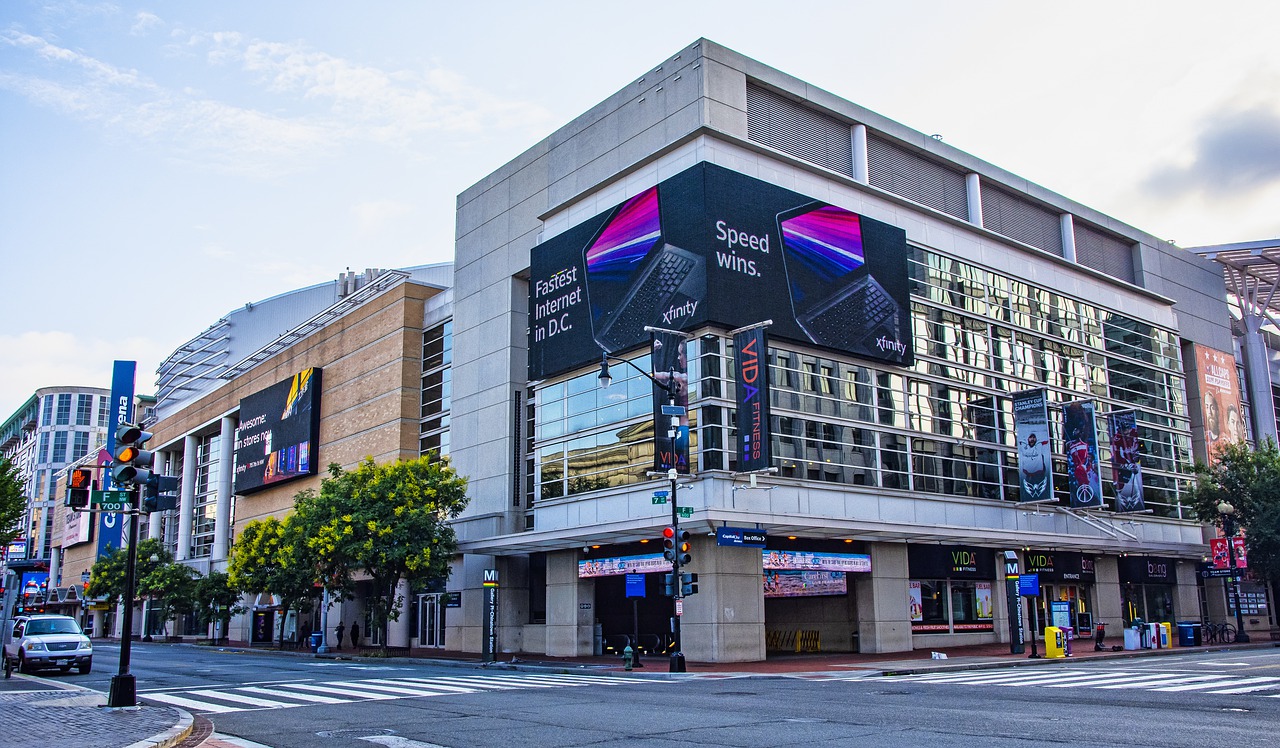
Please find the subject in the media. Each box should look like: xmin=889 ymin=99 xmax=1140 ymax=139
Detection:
xmin=1063 ymin=400 xmax=1103 ymax=508
xmin=734 ymin=326 xmax=772 ymax=473
xmin=650 ymin=332 xmax=690 ymax=474
xmin=1107 ymin=409 xmax=1145 ymax=513
xmin=1013 ymin=389 xmax=1053 ymax=503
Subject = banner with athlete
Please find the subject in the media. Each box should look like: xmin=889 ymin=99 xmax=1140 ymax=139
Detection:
xmin=1063 ymin=400 xmax=1103 ymax=508
xmin=1107 ymin=409 xmax=1145 ymax=513
xmin=1012 ymin=389 xmax=1053 ymax=503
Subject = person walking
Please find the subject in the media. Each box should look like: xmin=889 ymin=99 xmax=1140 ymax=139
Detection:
xmin=334 ymin=621 xmax=345 ymax=651
xmin=350 ymin=621 xmax=361 ymax=649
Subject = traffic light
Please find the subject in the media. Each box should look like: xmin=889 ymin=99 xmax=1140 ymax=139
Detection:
xmin=142 ymin=475 xmax=180 ymax=513
xmin=661 ymin=527 xmax=692 ymax=565
xmin=662 ymin=526 xmax=677 ymax=561
xmin=675 ymin=529 xmax=692 ymax=565
xmin=66 ymin=468 xmax=94 ymax=509
xmin=112 ymin=423 xmax=154 ymax=485
xmin=680 ymin=572 xmax=699 ymax=596
xmin=662 ymin=573 xmax=676 ymax=597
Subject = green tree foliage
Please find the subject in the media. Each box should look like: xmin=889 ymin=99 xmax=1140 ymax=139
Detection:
xmin=140 ymin=562 xmax=199 ymax=636
xmin=87 ymin=537 xmax=171 ymax=604
xmin=193 ymin=570 xmax=244 ymax=643
xmin=0 ymin=456 xmax=26 ymax=548
xmin=1186 ymin=438 xmax=1280 ymax=608
xmin=228 ymin=514 xmax=321 ymax=646
xmin=295 ymin=457 xmax=469 ymax=652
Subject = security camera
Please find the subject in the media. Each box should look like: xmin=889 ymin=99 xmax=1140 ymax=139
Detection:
xmin=583 ymin=547 xmax=591 ymax=554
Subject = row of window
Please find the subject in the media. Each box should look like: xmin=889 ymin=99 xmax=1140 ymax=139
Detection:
xmin=40 ymin=393 xmax=108 ymax=428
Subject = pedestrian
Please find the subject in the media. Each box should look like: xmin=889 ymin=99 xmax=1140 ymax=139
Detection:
xmin=335 ymin=621 xmax=345 ymax=650
xmin=350 ymin=621 xmax=361 ymax=649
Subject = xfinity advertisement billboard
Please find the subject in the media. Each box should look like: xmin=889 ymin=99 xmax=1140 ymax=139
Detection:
xmin=233 ymin=368 xmax=322 ymax=494
xmin=529 ymin=163 xmax=913 ymax=380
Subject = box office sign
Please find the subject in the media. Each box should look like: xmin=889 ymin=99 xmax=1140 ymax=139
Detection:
xmin=528 ymin=163 xmax=913 ymax=380
xmin=908 ymin=544 xmax=996 ymax=580
xmin=233 ymin=368 xmax=323 ymax=494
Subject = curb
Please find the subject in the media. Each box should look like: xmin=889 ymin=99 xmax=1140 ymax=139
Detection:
xmin=123 ymin=709 xmax=194 ymax=748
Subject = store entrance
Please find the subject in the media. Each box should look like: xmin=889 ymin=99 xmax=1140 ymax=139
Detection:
xmin=591 ymin=574 xmax=671 ymax=655
xmin=418 ymin=593 xmax=447 ymax=648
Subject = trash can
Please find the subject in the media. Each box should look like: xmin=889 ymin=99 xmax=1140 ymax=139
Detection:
xmin=1123 ymin=626 xmax=1140 ymax=650
xmin=1176 ymin=622 xmax=1200 ymax=647
xmin=310 ymin=632 xmax=323 ymax=652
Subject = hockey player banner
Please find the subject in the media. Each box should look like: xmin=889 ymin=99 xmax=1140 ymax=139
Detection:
xmin=1063 ymin=400 xmax=1103 ymax=508
xmin=651 ymin=331 xmax=690 ymax=474
xmin=734 ymin=326 xmax=772 ymax=473
xmin=1107 ymin=409 xmax=1146 ymax=513
xmin=1012 ymin=389 xmax=1053 ymax=503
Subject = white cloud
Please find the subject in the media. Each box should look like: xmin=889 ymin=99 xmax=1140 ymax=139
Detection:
xmin=353 ymin=200 xmax=415 ymax=233
xmin=131 ymin=11 xmax=163 ymax=36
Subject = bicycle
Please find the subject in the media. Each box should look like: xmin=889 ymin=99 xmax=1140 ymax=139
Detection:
xmin=1201 ymin=621 xmax=1236 ymax=644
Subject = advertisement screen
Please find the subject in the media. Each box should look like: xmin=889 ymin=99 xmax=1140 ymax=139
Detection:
xmin=529 ymin=163 xmax=912 ymax=380
xmin=764 ymin=570 xmax=847 ymax=598
xmin=233 ymin=368 xmax=323 ymax=495
xmin=577 ymin=553 xmax=668 ymax=578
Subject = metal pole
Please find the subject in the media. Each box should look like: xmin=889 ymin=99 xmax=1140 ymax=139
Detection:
xmin=317 ymin=587 xmax=331 ymax=654
xmin=1225 ymin=516 xmax=1250 ymax=643
xmin=107 ymin=489 xmax=140 ymax=707
xmin=666 ymin=374 xmax=686 ymax=673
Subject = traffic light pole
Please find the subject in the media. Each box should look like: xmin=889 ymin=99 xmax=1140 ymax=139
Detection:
xmin=668 ymin=464 xmax=685 ymax=673
xmin=107 ymin=487 xmax=140 ymax=708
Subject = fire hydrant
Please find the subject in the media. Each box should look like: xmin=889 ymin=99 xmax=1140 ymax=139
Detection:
xmin=622 ymin=645 xmax=634 ymax=671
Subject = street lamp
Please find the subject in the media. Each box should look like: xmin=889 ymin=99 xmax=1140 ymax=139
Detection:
xmin=598 ymin=348 xmax=688 ymax=673
xmin=1216 ymin=501 xmax=1251 ymax=643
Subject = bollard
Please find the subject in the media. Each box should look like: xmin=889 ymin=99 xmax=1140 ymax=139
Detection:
xmin=622 ymin=645 xmax=634 ymax=671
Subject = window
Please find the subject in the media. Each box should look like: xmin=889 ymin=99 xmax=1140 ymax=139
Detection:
xmin=56 ymin=394 xmax=72 ymax=425
xmin=72 ymin=432 xmax=89 ymax=461
xmin=190 ymin=433 xmax=220 ymax=559
xmin=52 ymin=432 xmax=68 ymax=463
xmin=76 ymin=395 xmax=93 ymax=426
xmin=97 ymin=397 xmax=108 ymax=427
xmin=910 ymin=579 xmax=994 ymax=633
xmin=420 ymin=321 xmax=453 ymax=463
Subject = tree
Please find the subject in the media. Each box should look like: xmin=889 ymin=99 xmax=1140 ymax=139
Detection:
xmin=139 ymin=562 xmax=199 ymax=637
xmin=227 ymin=514 xmax=322 ymax=647
xmin=193 ymin=570 xmax=244 ymax=643
xmin=87 ymin=537 xmax=171 ymax=605
xmin=0 ymin=456 xmax=26 ymax=549
xmin=1185 ymin=438 xmax=1280 ymax=617
xmin=296 ymin=457 xmax=469 ymax=653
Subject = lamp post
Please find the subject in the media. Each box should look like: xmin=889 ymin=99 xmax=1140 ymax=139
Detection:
xmin=1216 ymin=501 xmax=1251 ymax=643
xmin=598 ymin=349 xmax=688 ymax=673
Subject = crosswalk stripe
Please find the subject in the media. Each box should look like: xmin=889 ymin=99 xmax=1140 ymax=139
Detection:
xmin=187 ymin=689 xmax=300 ymax=708
xmin=330 ymin=681 xmax=468 ymax=697
xmin=239 ymin=686 xmax=348 ymax=703
xmin=1200 ymin=679 xmax=1280 ymax=694
xmin=1094 ymin=675 xmax=1228 ymax=689
xmin=144 ymin=692 xmax=243 ymax=713
xmin=394 ymin=677 xmax=523 ymax=690
xmin=363 ymin=679 xmax=482 ymax=694
xmin=284 ymin=683 xmax=400 ymax=700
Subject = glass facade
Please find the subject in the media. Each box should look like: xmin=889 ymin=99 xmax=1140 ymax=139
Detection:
xmin=190 ymin=433 xmax=220 ymax=559
xmin=420 ymin=321 xmax=452 ymax=461
xmin=531 ymin=246 xmax=1193 ymax=517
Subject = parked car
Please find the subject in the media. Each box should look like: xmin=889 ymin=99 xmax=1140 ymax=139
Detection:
xmin=3 ymin=614 xmax=93 ymax=677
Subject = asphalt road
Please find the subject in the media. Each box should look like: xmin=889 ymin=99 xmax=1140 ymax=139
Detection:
xmin=60 ymin=643 xmax=1280 ymax=748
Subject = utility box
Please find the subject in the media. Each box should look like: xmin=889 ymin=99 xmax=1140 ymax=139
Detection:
xmin=1158 ymin=622 xmax=1171 ymax=648
xmin=1044 ymin=626 xmax=1067 ymax=659
xmin=1123 ymin=627 xmax=1141 ymax=650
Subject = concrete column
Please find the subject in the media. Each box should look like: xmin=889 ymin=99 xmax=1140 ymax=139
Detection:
xmin=212 ymin=416 xmax=235 ymax=560
xmin=681 ymin=537 xmax=765 ymax=662
xmin=853 ymin=542 xmax=912 ymax=654
xmin=966 ymin=173 xmax=983 ymax=227
xmin=1060 ymin=213 xmax=1077 ymax=262
xmin=177 ymin=434 xmax=197 ymax=561
xmin=1175 ymin=561 xmax=1200 ymax=623
xmin=388 ymin=579 xmax=412 ymax=647
xmin=851 ymin=124 xmax=869 ymax=184
xmin=545 ymin=549 xmax=593 ymax=657
xmin=1242 ymin=315 xmax=1278 ymax=443
xmin=1093 ymin=555 xmax=1123 ymax=634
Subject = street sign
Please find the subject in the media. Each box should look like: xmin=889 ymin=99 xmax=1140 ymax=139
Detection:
xmin=652 ymin=495 xmax=667 ymax=504
xmin=1018 ymin=573 xmax=1040 ymax=596
xmin=677 ymin=506 xmax=693 ymax=519
xmin=716 ymin=527 xmax=768 ymax=548
xmin=91 ymin=490 xmax=130 ymax=512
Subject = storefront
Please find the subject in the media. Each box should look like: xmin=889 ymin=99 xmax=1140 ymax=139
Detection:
xmin=908 ymin=545 xmax=996 ymax=635
xmin=1119 ymin=555 xmax=1177 ymax=625
xmin=1024 ymin=550 xmax=1096 ymax=635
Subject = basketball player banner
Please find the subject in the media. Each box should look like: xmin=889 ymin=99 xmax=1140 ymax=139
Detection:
xmin=1062 ymin=400 xmax=1103 ymax=508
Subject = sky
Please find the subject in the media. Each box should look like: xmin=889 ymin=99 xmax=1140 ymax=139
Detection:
xmin=3 ymin=1 xmax=1279 ymax=418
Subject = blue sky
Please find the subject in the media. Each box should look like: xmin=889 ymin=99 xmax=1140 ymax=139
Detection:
xmin=3 ymin=1 xmax=1279 ymax=417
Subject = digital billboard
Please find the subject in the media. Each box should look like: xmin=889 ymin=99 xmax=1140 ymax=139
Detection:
xmin=528 ymin=163 xmax=913 ymax=380
xmin=233 ymin=368 xmax=322 ymax=494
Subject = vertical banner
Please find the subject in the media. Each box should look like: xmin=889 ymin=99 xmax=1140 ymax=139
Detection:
xmin=651 ymin=332 xmax=690 ymax=474
xmin=1194 ymin=344 xmax=1243 ymax=463
xmin=482 ymin=569 xmax=498 ymax=663
xmin=1012 ymin=389 xmax=1053 ymax=503
xmin=1210 ymin=537 xmax=1229 ymax=569
xmin=733 ymin=326 xmax=772 ymax=473
xmin=1062 ymin=400 xmax=1103 ymax=508
xmin=1106 ymin=410 xmax=1145 ymax=513
xmin=98 ymin=360 xmax=136 ymax=556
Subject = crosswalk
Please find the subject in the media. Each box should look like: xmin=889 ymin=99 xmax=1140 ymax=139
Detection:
xmin=875 ymin=667 xmax=1280 ymax=697
xmin=142 ymin=672 xmax=651 ymax=714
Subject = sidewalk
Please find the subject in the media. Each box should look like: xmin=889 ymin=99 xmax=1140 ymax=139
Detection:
xmin=0 ymin=674 xmax=192 ymax=748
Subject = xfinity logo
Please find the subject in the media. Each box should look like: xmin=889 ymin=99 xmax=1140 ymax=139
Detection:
xmin=876 ymin=336 xmax=906 ymax=356
xmin=662 ymin=299 xmax=698 ymax=325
